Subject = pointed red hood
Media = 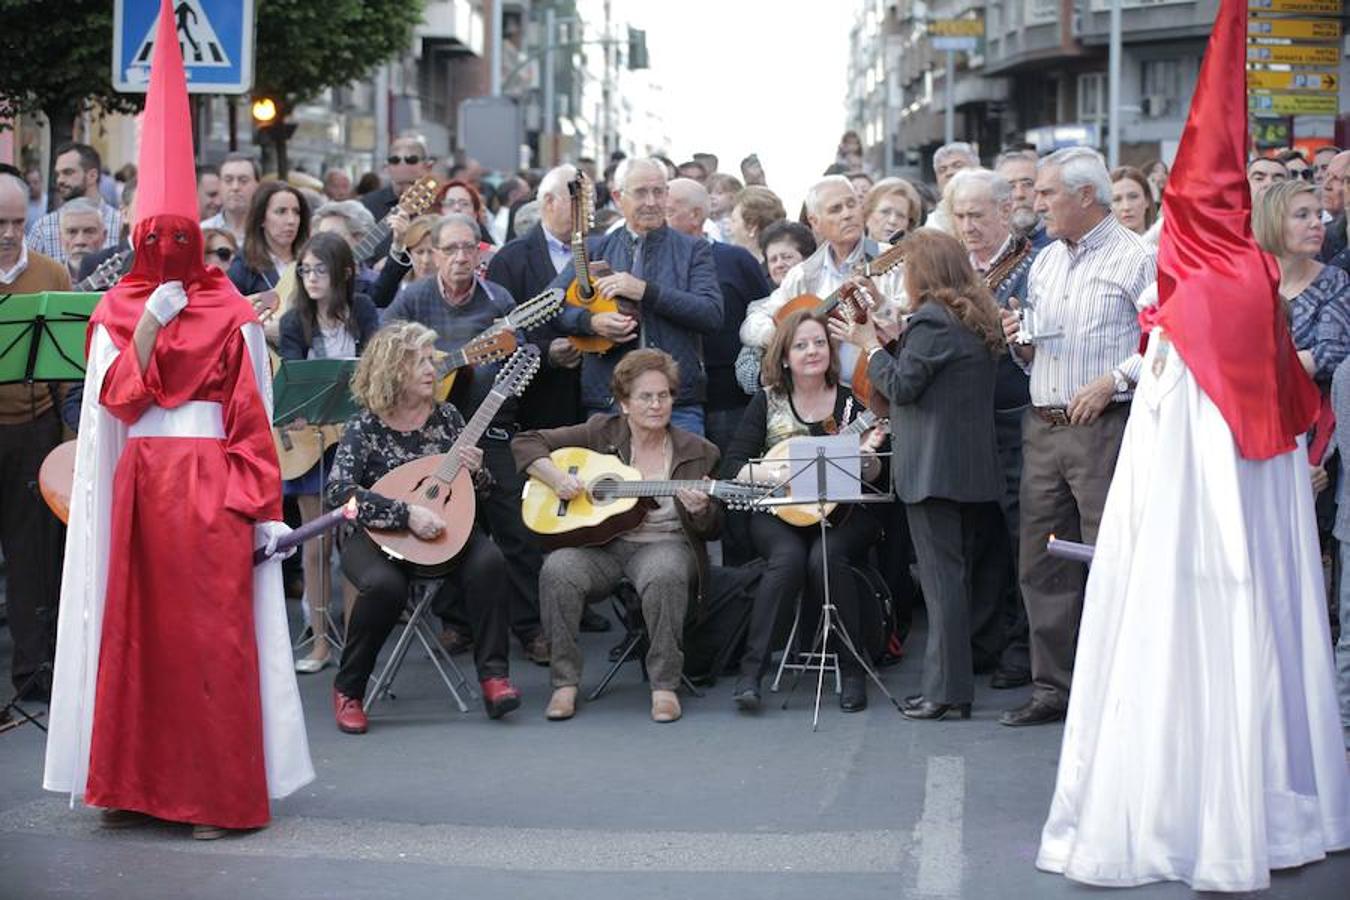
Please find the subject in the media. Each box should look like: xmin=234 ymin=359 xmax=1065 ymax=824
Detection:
xmin=134 ymin=0 xmax=200 ymax=226
xmin=1154 ymin=0 xmax=1318 ymax=459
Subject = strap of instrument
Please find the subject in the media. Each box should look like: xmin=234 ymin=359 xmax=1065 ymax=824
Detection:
xmin=983 ymin=236 xmax=1033 ymax=296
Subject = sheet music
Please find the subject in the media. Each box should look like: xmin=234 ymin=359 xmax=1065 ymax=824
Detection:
xmin=780 ymin=434 xmax=862 ymax=502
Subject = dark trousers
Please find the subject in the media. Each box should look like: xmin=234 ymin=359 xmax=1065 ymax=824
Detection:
xmin=1019 ymin=404 xmax=1128 ymax=708
xmin=740 ymin=510 xmax=882 ymax=678
xmin=0 ymin=410 xmax=63 ymax=690
xmin=335 ymin=528 xmax=509 ymax=699
xmin=907 ymin=499 xmax=1000 ymax=705
xmin=879 ymin=500 xmax=919 ymax=643
xmin=705 ymin=403 xmax=754 ymax=566
xmin=459 ymin=436 xmax=544 ymax=643
xmin=992 ymin=405 xmax=1030 ymax=673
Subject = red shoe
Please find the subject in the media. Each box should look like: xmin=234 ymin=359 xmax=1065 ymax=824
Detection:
xmin=480 ymin=677 xmax=521 ymax=720
xmin=333 ymin=687 xmax=368 ymax=734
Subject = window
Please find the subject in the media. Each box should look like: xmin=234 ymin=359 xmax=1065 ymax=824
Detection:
xmin=1140 ymin=58 xmax=1183 ymax=118
xmin=1026 ymin=0 xmax=1058 ymax=24
xmin=1077 ymin=72 xmax=1106 ymax=123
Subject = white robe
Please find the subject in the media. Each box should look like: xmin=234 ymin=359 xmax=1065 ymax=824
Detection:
xmin=42 ymin=321 xmax=314 ymax=803
xmin=1036 ymin=330 xmax=1350 ymax=891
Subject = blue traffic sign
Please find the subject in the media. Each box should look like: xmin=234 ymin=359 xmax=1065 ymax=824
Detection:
xmin=113 ymin=0 xmax=255 ymax=94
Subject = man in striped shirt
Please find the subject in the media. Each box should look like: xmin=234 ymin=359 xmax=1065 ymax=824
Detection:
xmin=998 ymin=147 xmax=1156 ymax=728
xmin=26 ymin=142 xmax=122 ymax=263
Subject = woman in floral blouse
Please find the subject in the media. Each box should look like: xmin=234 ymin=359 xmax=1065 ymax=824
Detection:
xmin=324 ymin=321 xmax=520 ymax=734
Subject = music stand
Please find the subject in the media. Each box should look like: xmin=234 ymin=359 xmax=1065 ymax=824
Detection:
xmin=272 ymin=358 xmax=359 ymax=655
xmin=0 ymin=292 xmax=97 ymax=732
xmin=749 ymin=434 xmax=903 ymax=730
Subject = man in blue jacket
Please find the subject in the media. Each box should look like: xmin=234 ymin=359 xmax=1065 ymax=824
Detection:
xmin=549 ymin=157 xmax=723 ymax=435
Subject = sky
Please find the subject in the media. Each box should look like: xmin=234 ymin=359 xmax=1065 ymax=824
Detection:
xmin=620 ymin=0 xmax=856 ymax=214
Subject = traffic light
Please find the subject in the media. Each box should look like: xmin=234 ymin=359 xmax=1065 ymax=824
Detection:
xmin=250 ymin=96 xmax=295 ymax=143
xmin=627 ymin=27 xmax=648 ymax=70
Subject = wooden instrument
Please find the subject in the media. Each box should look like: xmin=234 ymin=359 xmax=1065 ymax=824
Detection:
xmin=353 ymin=175 xmax=440 ymax=264
xmin=521 ymin=447 xmax=767 ymax=549
xmin=74 ymin=248 xmax=133 ymax=292
xmin=272 ymin=423 xmax=345 ymax=481
xmin=366 ymin=344 xmax=541 ymax=575
xmin=38 ymin=439 xmax=77 ymax=524
xmin=434 ymin=286 xmax=564 ymax=402
xmin=835 ymin=280 xmax=889 ymax=418
xmin=772 ymin=242 xmax=907 ymax=326
xmin=762 ymin=409 xmax=883 ymax=527
xmin=563 ymin=173 xmax=628 ymax=354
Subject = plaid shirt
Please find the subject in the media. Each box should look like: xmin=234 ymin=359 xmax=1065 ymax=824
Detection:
xmin=26 ymin=199 xmax=123 ymax=263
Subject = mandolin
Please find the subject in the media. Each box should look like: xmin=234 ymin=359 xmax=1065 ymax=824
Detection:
xmin=563 ymin=172 xmax=627 ymax=354
xmin=761 ymin=408 xmax=885 ymax=527
xmin=366 ymin=344 xmax=541 ymax=575
xmin=434 ymin=286 xmax=564 ymax=402
xmin=521 ymin=447 xmax=767 ymax=549
xmin=772 ymin=242 xmax=907 ymax=326
xmin=835 ymin=281 xmax=889 ymax=418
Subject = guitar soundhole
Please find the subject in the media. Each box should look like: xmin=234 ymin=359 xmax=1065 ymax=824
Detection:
xmin=590 ymin=477 xmax=617 ymax=506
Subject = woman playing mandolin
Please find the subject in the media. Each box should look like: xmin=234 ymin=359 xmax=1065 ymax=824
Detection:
xmin=511 ymin=349 xmax=721 ymax=724
xmin=325 ymin=322 xmax=520 ymax=734
xmin=722 ymin=309 xmax=885 ymax=714
xmin=277 ymin=232 xmax=380 ymax=674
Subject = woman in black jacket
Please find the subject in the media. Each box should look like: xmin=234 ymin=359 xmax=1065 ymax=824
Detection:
xmin=832 ymin=230 xmax=1005 ymax=721
xmin=277 ymin=231 xmax=379 ymax=673
xmin=227 ymin=181 xmax=310 ymax=327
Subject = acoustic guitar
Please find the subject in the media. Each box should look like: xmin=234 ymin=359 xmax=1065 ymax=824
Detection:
xmin=563 ymin=172 xmax=627 ymax=354
xmin=74 ymin=248 xmax=133 ymax=292
xmin=435 ymin=286 xmax=564 ymax=402
xmin=366 ymin=344 xmax=541 ymax=575
xmin=761 ymin=409 xmax=884 ymax=527
xmin=520 ymin=447 xmax=767 ymax=550
xmin=353 ymin=175 xmax=441 ymax=264
xmin=772 ymin=242 xmax=907 ymax=326
xmin=38 ymin=439 xmax=78 ymax=524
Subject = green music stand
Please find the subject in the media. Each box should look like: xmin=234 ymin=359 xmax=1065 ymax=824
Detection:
xmin=0 ymin=291 xmax=100 ymax=385
xmin=271 ymin=357 xmax=359 ymax=428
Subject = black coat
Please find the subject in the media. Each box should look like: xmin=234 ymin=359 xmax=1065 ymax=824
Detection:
xmin=707 ymin=241 xmax=772 ymax=411
xmin=867 ymin=302 xmax=1002 ymax=505
xmin=486 ymin=224 xmax=581 ymax=429
xmin=277 ymin=292 xmax=381 ymax=361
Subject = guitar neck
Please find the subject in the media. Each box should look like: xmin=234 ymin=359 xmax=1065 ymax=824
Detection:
xmin=813 ymin=245 xmax=907 ymax=317
xmin=599 ymin=479 xmax=714 ymax=498
xmin=572 ymin=234 xmax=594 ymax=298
xmin=354 ymin=220 xmax=392 ymax=262
xmin=436 ymin=388 xmax=510 ymax=482
xmin=840 ymin=410 xmax=877 ymax=437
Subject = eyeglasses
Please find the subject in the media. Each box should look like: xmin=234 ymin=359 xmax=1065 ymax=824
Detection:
xmin=436 ymin=242 xmax=479 ymax=257
xmin=633 ymin=391 xmax=672 ymax=406
xmin=387 ymin=154 xmax=423 ymax=165
xmin=298 ymin=264 xmax=329 ymax=278
xmin=1292 ymin=169 xmax=1314 ymax=181
xmin=207 ymin=247 xmax=234 ymax=262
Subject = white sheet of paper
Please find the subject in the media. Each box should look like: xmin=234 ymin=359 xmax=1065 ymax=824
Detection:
xmin=778 ymin=434 xmax=863 ymax=503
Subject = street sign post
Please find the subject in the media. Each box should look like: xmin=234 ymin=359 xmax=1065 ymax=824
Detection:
xmin=1247 ymin=16 xmax=1342 ymax=40
xmin=1247 ymin=0 xmax=1340 ymax=13
xmin=113 ymin=0 xmax=255 ymax=93
xmin=1246 ymin=44 xmax=1340 ymax=65
xmin=1246 ymin=70 xmax=1338 ymax=91
xmin=1248 ymin=92 xmax=1339 ymax=115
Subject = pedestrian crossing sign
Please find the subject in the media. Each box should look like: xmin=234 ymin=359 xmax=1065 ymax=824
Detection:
xmin=113 ymin=0 xmax=254 ymax=94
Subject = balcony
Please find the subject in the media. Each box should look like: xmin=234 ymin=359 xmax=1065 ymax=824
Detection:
xmin=416 ymin=0 xmax=485 ymax=57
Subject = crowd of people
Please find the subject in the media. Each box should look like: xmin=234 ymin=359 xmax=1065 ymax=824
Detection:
xmin=5 ymin=125 xmax=1350 ymax=842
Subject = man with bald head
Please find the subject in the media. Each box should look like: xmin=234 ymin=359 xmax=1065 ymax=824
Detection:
xmin=0 ymin=172 xmax=70 ymax=705
xmin=549 ymin=157 xmax=723 ymax=435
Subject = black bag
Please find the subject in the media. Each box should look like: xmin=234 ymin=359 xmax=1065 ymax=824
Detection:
xmin=682 ymin=562 xmax=764 ymax=684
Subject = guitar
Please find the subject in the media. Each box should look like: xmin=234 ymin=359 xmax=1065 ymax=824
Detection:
xmin=366 ymin=344 xmax=541 ymax=575
xmin=354 ymin=175 xmax=440 ymax=264
xmin=835 ymin=280 xmax=889 ymax=418
xmin=761 ymin=408 xmax=885 ymax=527
xmin=74 ymin=248 xmax=133 ymax=292
xmin=563 ymin=173 xmax=626 ymax=354
xmin=521 ymin=447 xmax=767 ymax=549
xmin=772 ymin=242 xmax=907 ymax=326
xmin=434 ymin=286 xmax=565 ymax=402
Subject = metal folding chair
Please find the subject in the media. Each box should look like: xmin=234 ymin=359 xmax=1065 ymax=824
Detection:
xmin=363 ymin=577 xmax=477 ymax=714
xmin=587 ymin=580 xmax=704 ymax=702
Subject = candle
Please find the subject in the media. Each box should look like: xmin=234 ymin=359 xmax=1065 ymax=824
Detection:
xmin=1046 ymin=535 xmax=1095 ymax=564
xmin=253 ymin=497 xmax=358 ymax=565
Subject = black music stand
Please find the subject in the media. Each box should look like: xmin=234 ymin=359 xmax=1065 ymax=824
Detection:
xmin=750 ymin=435 xmax=901 ymax=730
xmin=0 ymin=292 xmax=98 ymax=733
xmin=272 ymin=358 xmax=359 ymax=656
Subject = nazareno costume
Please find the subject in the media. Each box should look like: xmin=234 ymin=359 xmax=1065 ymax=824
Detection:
xmin=42 ymin=0 xmax=313 ymax=828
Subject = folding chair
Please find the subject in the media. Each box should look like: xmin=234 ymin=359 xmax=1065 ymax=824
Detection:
xmin=363 ymin=576 xmax=477 ymax=714
xmin=587 ymin=580 xmax=704 ymax=702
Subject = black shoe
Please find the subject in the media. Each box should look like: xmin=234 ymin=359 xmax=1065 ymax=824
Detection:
xmin=839 ymin=673 xmax=868 ymax=712
xmin=580 ymin=607 xmax=612 ymax=633
xmin=990 ymin=667 xmax=1031 ymax=689
xmin=999 ymin=698 xmax=1065 ymax=727
xmin=901 ymin=697 xmax=971 ymax=720
xmin=732 ymin=676 xmax=761 ymax=711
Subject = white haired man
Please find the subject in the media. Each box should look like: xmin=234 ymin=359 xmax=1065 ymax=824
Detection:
xmin=995 ymin=149 xmax=1051 ymax=250
xmin=926 ymin=142 xmax=980 ymax=234
xmin=57 ymin=198 xmax=108 ymax=281
xmin=997 ymin=147 xmax=1156 ymax=727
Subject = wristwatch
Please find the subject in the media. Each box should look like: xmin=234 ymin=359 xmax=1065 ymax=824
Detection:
xmin=1111 ymin=368 xmax=1130 ymax=393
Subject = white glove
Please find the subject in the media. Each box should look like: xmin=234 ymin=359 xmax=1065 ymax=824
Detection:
xmin=145 ymin=280 xmax=189 ymax=325
xmin=255 ymin=520 xmax=296 ymax=561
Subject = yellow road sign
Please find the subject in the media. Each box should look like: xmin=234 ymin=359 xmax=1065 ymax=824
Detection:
xmin=1246 ymin=69 xmax=1338 ymax=91
xmin=1246 ymin=44 xmax=1340 ymax=65
xmin=1247 ymin=0 xmax=1341 ymax=13
xmin=1248 ymin=92 xmax=1339 ymax=115
xmin=1247 ymin=16 xmax=1342 ymax=39
xmin=930 ymin=18 xmax=984 ymax=37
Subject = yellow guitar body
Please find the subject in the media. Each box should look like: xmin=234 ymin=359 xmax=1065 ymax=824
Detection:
xmin=436 ymin=368 xmax=459 ymax=403
xmin=564 ymin=279 xmax=621 ymax=354
xmin=273 ymin=423 xmax=345 ymax=481
xmin=763 ymin=439 xmax=837 ymax=528
xmin=520 ymin=448 xmax=643 ymax=544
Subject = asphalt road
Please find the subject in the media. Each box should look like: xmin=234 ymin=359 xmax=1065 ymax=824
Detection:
xmin=1 ymin=602 xmax=1347 ymax=900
